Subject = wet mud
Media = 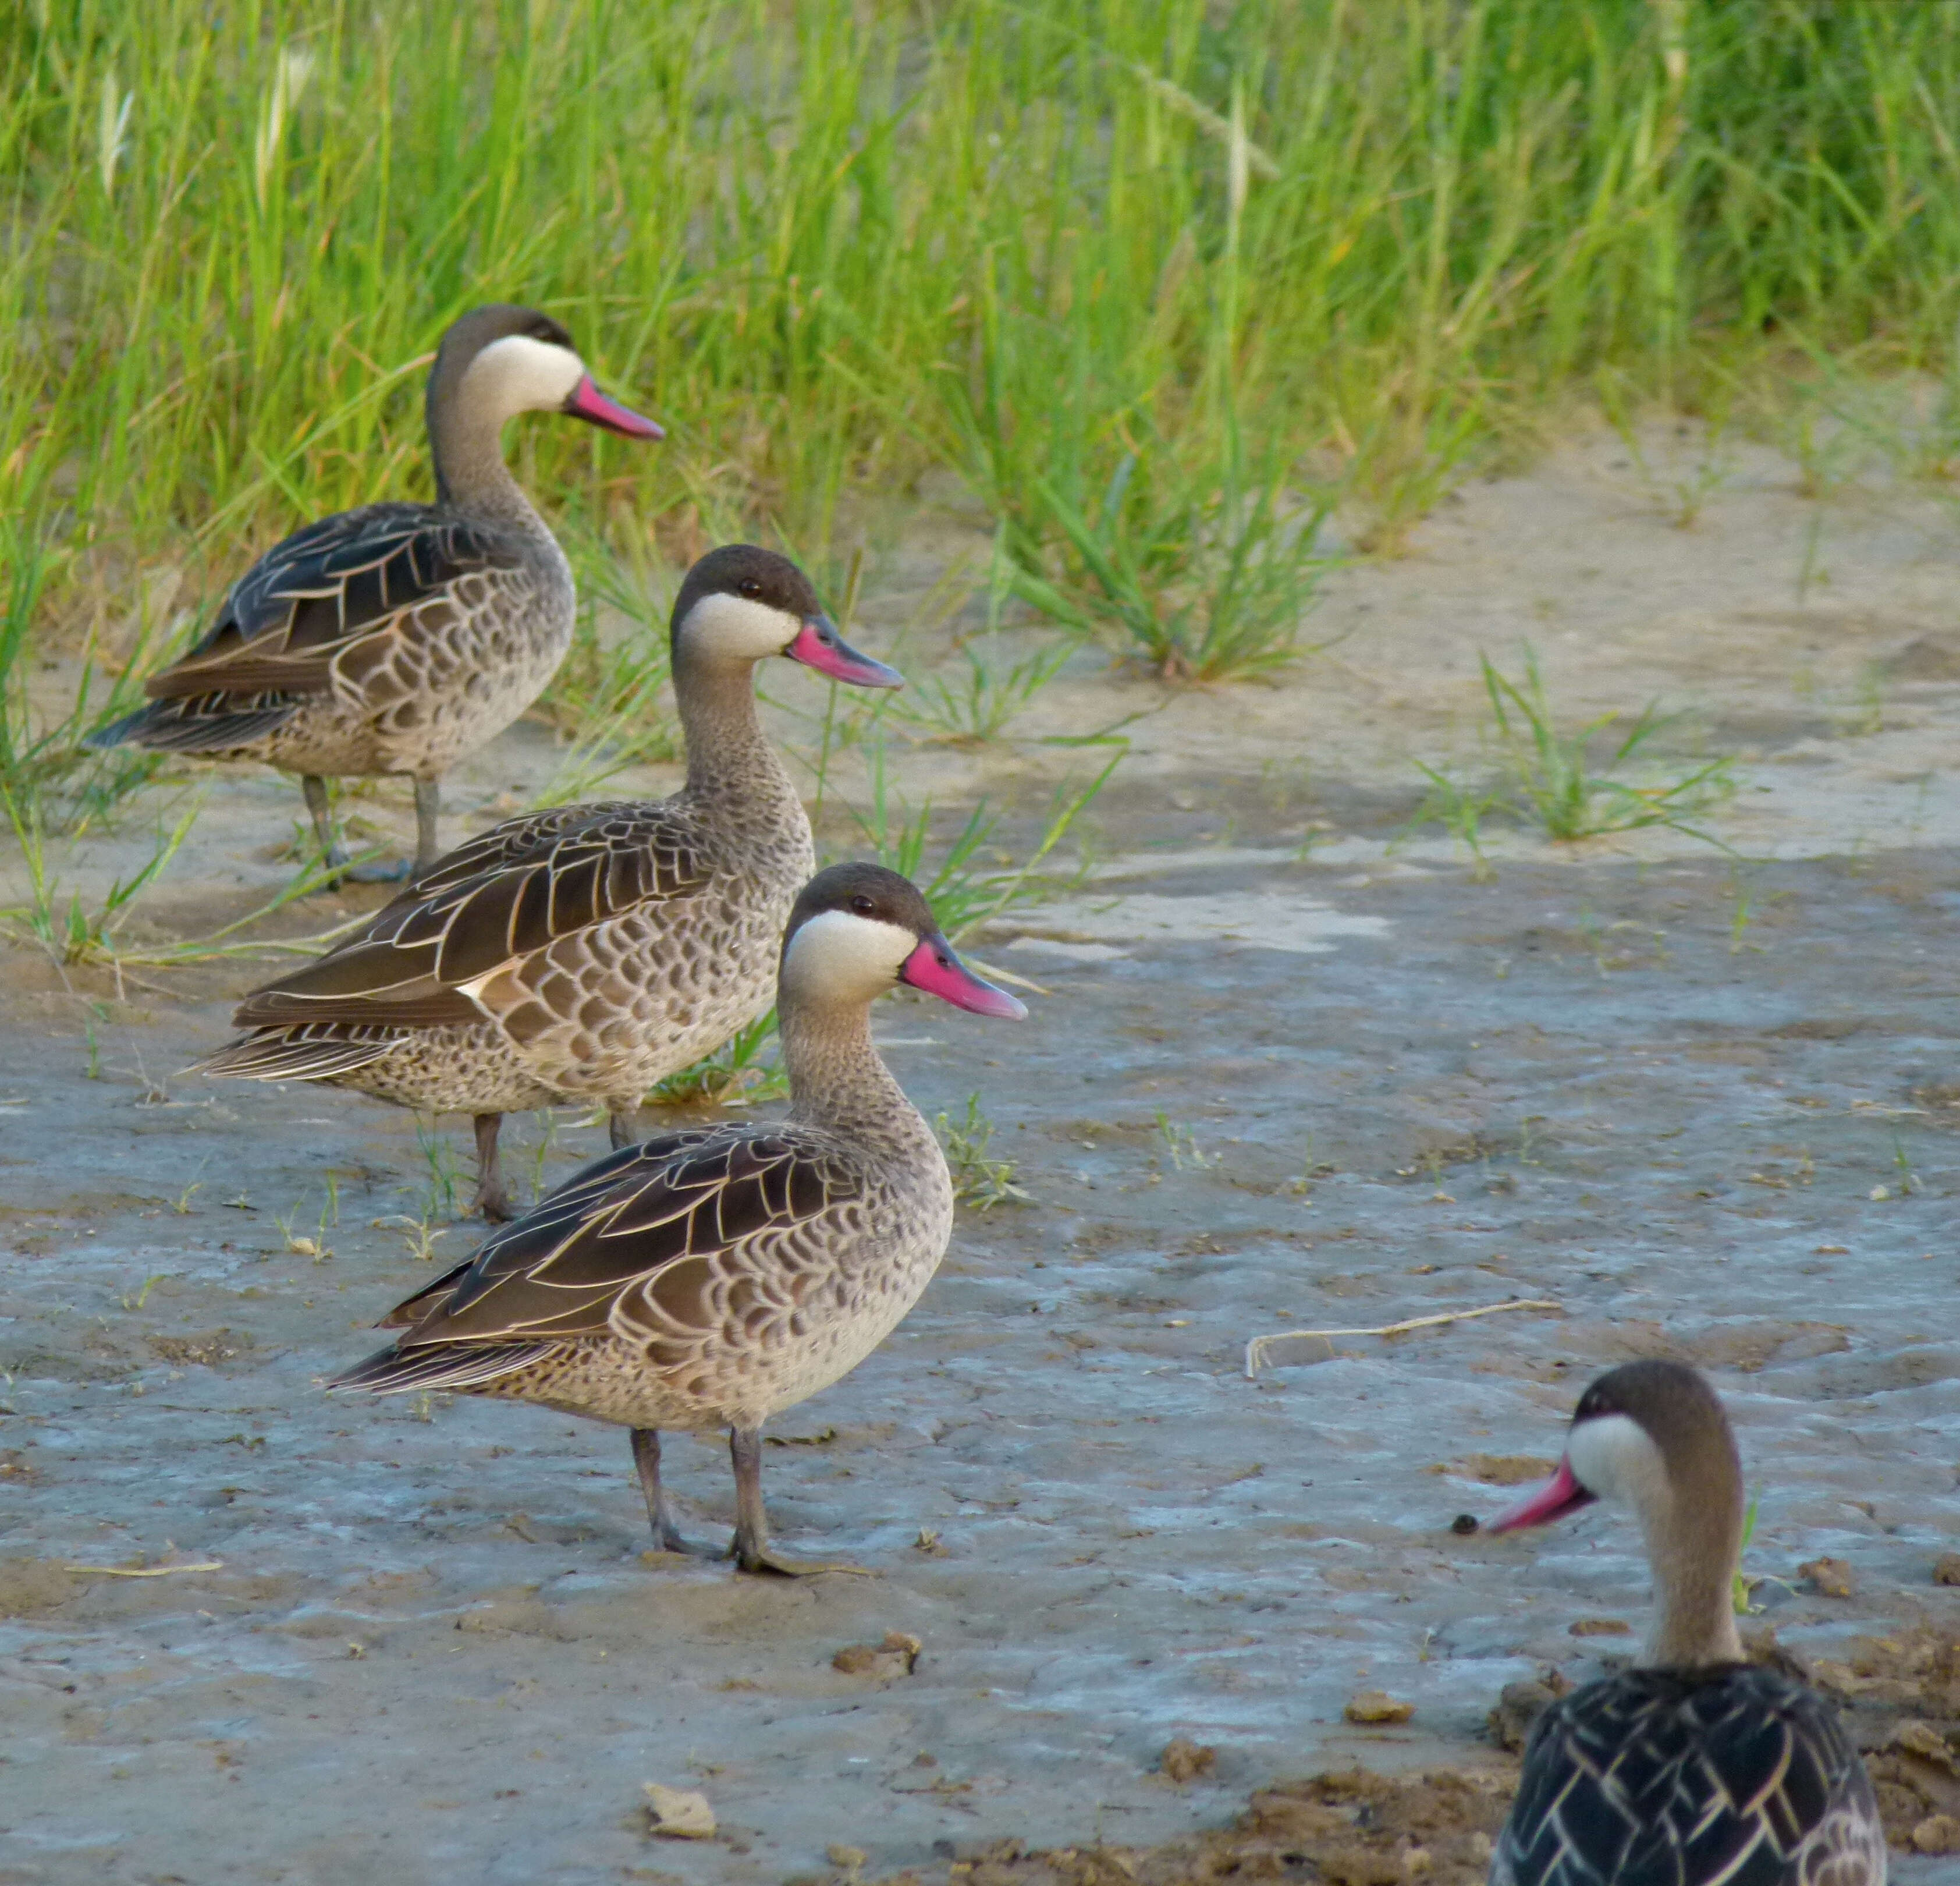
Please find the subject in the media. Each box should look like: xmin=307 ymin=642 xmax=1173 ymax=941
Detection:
xmin=5 ymin=832 xmax=1960 ymax=1882
xmin=8 ymin=426 xmax=1960 ymax=1880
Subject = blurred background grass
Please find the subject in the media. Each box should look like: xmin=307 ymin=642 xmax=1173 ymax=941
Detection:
xmin=4 ymin=0 xmax=1957 ymax=649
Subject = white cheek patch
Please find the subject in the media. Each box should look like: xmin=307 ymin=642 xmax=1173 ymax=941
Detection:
xmin=1569 ymin=1412 xmax=1664 ymax=1508
xmin=782 ymin=909 xmax=915 ymax=997
xmin=463 ymin=334 xmax=586 ymax=415
xmin=682 ymin=591 xmax=800 ymax=662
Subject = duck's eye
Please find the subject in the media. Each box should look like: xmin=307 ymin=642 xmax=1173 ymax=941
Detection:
xmin=850 ymin=895 xmax=876 ymax=915
xmin=739 ymin=580 xmax=762 ymax=599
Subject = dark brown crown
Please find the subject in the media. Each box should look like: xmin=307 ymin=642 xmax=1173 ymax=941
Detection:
xmin=782 ymin=863 xmax=938 ymax=955
xmin=670 ymin=545 xmax=823 ymax=641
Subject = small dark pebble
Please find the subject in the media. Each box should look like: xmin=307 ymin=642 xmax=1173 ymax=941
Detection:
xmin=1452 ymin=1513 xmax=1479 ymax=1535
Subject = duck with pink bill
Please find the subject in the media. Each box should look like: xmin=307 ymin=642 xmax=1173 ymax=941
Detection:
xmin=330 ymin=863 xmax=1024 ymax=1576
xmin=1483 ymin=1359 xmax=1885 ymax=1885
xmin=197 ymin=545 xmax=902 ymax=1222
xmin=87 ymin=304 xmax=663 ymax=880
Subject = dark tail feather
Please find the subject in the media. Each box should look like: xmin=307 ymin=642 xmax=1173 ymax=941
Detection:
xmin=84 ymin=699 xmax=296 ymax=754
xmin=377 ymin=1256 xmax=477 ymax=1330
xmin=197 ymin=1030 xmax=398 ymax=1082
xmin=328 ymin=1339 xmax=556 ymax=1395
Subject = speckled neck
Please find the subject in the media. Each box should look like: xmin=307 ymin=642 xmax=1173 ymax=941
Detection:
xmin=779 ymin=999 xmax=929 ymax=1150
xmin=672 ymin=649 xmax=804 ymax=817
xmin=426 ymin=381 xmax=552 ymax=535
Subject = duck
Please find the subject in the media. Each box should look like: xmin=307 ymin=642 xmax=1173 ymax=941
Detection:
xmin=85 ymin=304 xmax=663 ymax=880
xmin=328 ymin=861 xmax=1025 ymax=1575
xmin=196 ymin=545 xmax=903 ymax=1221
xmin=1486 ymin=1359 xmax=1886 ymax=1886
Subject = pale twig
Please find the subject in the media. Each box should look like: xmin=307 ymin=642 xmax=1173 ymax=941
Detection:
xmin=63 ymin=1559 xmax=224 ymax=1576
xmin=1245 ymin=1298 xmax=1560 ymax=1378
xmin=959 ymin=953 xmax=1053 ymax=997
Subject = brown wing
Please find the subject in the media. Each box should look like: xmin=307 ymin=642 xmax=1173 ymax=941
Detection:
xmin=145 ymin=505 xmax=520 ymax=701
xmin=345 ymin=1126 xmax=856 ymax=1367
xmin=232 ymin=802 xmax=706 ymax=1029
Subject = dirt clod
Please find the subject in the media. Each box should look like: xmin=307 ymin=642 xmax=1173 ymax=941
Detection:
xmin=1157 ymin=1739 xmax=1216 ymax=1784
xmin=642 ymin=1782 xmax=716 ymax=1839
xmin=876 ymin=1768 xmax=1511 ymax=1886
xmin=1934 ymin=1554 xmax=1960 ymax=1587
xmin=148 ymin=1328 xmax=249 ymax=1366
xmin=1912 ymin=1814 xmax=1960 ymax=1855
xmin=833 ymin=1630 xmax=921 ymax=1679
xmin=1451 ymin=1455 xmax=1554 ymax=1486
xmin=1568 ymin=1618 xmax=1631 ymax=1637
xmin=1344 ymin=1690 xmax=1414 ymax=1724
xmin=1800 ymin=1556 xmax=1857 ymax=1598
xmin=1487 ymin=1672 xmax=1571 ymax=1753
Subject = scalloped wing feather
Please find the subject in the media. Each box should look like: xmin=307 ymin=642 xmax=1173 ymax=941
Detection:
xmin=374 ymin=1127 xmax=860 ymax=1352
xmin=230 ymin=803 xmax=706 ymax=1028
xmin=144 ymin=505 xmax=520 ymax=701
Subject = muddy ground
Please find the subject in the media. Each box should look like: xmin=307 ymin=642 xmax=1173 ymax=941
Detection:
xmin=6 ymin=426 xmax=1960 ymax=1882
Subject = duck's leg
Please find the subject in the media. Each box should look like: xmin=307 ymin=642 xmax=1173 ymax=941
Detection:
xmin=609 ymin=1108 xmax=637 ymax=1151
xmin=727 ymin=1424 xmax=873 ymax=1577
xmin=413 ymin=777 xmax=442 ymax=877
xmin=301 ymin=775 xmax=345 ymax=873
xmin=471 ymin=1113 xmax=516 ymax=1222
xmin=630 ymin=1428 xmax=706 ymax=1556
xmin=304 ymin=772 xmax=410 ymax=884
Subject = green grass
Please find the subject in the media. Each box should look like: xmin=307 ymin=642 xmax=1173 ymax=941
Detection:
xmin=1412 ymin=647 xmax=1735 ymax=854
xmin=645 ymin=1012 xmax=789 ymax=1109
xmin=7 ymin=0 xmax=1960 ymax=641
xmin=7 ymin=0 xmax=1960 ymax=913
xmin=1479 ymin=648 xmax=1734 ymax=843
xmin=935 ymin=1093 xmax=1030 ymax=1210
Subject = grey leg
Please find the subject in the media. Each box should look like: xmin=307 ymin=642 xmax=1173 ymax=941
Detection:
xmin=471 ymin=1113 xmax=515 ymax=1222
xmin=413 ymin=777 xmax=442 ymax=876
xmin=609 ymin=1108 xmax=636 ymax=1151
xmin=728 ymin=1424 xmax=871 ymax=1577
xmin=630 ymin=1428 xmax=701 ymax=1555
xmin=301 ymin=775 xmax=345 ymax=872
xmin=307 ymin=772 xmax=410 ymax=885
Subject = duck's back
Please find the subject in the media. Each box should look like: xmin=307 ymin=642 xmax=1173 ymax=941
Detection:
xmin=1493 ymin=1664 xmax=1885 ymax=1886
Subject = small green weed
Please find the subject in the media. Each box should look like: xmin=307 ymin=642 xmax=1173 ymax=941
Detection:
xmin=1732 ymin=1497 xmax=1795 ymax=1615
xmin=896 ymin=632 xmax=1074 ymax=747
xmin=1482 ymin=650 xmax=1733 ymax=842
xmin=1005 ymin=442 xmax=1329 ymax=685
xmin=1155 ymin=1112 xmax=1213 ymax=1171
xmin=0 ymin=787 xmax=203 ymax=966
xmin=935 ymin=1093 xmax=1029 ymax=1211
xmin=372 ymin=1213 xmax=455 ymax=1265
xmin=847 ymin=745 xmax=1117 ymax=943
xmin=647 ymin=1012 xmax=788 ymax=1109
xmin=119 ymin=1274 xmax=166 ymax=1313
xmin=415 ymin=1119 xmax=463 ymax=1219
xmin=275 ymin=1176 xmax=338 ymax=1262
xmin=1408 ymin=762 xmax=1501 ymax=879
xmin=1414 ymin=649 xmax=1734 ymax=855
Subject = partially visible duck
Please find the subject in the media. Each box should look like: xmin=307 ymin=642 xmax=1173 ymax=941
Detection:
xmin=329 ymin=862 xmax=1025 ymax=1575
xmin=1487 ymin=1360 xmax=1886 ymax=1886
xmin=86 ymin=304 xmax=662 ymax=878
xmin=197 ymin=545 xmax=901 ymax=1220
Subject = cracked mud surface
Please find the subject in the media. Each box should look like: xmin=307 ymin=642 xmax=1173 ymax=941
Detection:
xmin=5 ymin=834 xmax=1960 ymax=1883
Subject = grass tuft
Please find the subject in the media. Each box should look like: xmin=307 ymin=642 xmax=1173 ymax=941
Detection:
xmin=936 ymin=1093 xmax=1029 ymax=1210
xmin=1413 ymin=648 xmax=1734 ymax=856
